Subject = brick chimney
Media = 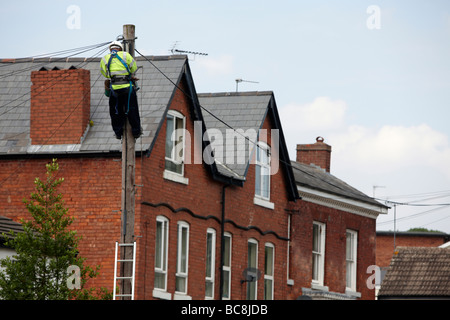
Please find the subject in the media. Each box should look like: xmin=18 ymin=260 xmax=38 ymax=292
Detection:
xmin=30 ymin=67 xmax=90 ymax=145
xmin=296 ymin=136 xmax=332 ymax=172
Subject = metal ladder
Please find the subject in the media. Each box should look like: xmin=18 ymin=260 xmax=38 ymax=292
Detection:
xmin=113 ymin=241 xmax=136 ymax=300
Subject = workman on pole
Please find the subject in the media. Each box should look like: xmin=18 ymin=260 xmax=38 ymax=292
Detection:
xmin=100 ymin=41 xmax=142 ymax=140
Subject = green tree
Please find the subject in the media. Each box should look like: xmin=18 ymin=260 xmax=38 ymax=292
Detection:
xmin=0 ymin=159 xmax=112 ymax=300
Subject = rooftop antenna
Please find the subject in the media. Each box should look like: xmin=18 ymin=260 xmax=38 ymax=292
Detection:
xmin=235 ymin=78 xmax=259 ymax=92
xmin=170 ymin=41 xmax=208 ymax=60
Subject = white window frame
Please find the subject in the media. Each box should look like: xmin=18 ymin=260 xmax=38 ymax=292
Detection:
xmin=254 ymin=142 xmax=274 ymax=209
xmin=175 ymin=221 xmax=190 ymax=298
xmin=222 ymin=232 xmax=232 ymax=300
xmin=346 ymin=229 xmax=358 ymax=293
xmin=153 ymin=216 xmax=171 ymax=300
xmin=164 ymin=110 xmax=188 ymax=185
xmin=264 ymin=242 xmax=275 ymax=300
xmin=205 ymin=228 xmax=216 ymax=299
xmin=247 ymin=238 xmax=258 ymax=300
xmin=312 ymin=221 xmax=326 ymax=289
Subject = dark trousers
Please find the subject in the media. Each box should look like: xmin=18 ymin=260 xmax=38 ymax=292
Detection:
xmin=109 ymin=87 xmax=141 ymax=138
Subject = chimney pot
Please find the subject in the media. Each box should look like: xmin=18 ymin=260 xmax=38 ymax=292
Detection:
xmin=296 ymin=137 xmax=332 ymax=172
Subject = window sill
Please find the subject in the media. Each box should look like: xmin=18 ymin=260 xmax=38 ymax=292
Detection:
xmin=153 ymin=289 xmax=172 ymax=300
xmin=164 ymin=169 xmax=189 ymax=185
xmin=345 ymin=289 xmax=361 ymax=298
xmin=174 ymin=293 xmax=192 ymax=300
xmin=311 ymin=282 xmax=329 ymax=292
xmin=253 ymin=196 xmax=274 ymax=210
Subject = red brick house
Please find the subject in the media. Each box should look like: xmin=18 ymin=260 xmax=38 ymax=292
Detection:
xmin=0 ymin=53 xmax=387 ymax=300
xmin=289 ymin=138 xmax=389 ymax=300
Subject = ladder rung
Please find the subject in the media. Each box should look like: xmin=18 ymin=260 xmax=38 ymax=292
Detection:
xmin=116 ymin=276 xmax=133 ymax=280
xmin=117 ymin=259 xmax=134 ymax=262
xmin=115 ymin=294 xmax=133 ymax=297
xmin=118 ymin=243 xmax=135 ymax=247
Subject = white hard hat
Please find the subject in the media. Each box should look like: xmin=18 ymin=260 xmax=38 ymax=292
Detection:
xmin=109 ymin=41 xmax=123 ymax=51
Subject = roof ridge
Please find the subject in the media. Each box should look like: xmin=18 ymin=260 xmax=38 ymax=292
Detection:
xmin=0 ymin=54 xmax=187 ymax=64
xmin=198 ymin=91 xmax=273 ymax=97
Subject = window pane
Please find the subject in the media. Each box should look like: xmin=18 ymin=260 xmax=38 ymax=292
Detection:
xmin=346 ymin=261 xmax=352 ymax=288
xmin=180 ymin=226 xmax=188 ymax=273
xmin=313 ymin=224 xmax=320 ymax=252
xmin=165 ymin=160 xmax=182 ymax=174
xmin=222 ymin=270 xmax=230 ymax=299
xmin=155 ymin=221 xmax=162 ymax=269
xmin=265 ymin=246 xmax=274 ymax=276
xmin=223 ymin=236 xmax=231 ymax=267
xmin=262 ymin=169 xmax=270 ymax=198
xmin=346 ymin=232 xmax=353 ymax=260
xmin=255 ymin=165 xmax=261 ymax=196
xmin=205 ymin=281 xmax=213 ymax=298
xmin=155 ymin=272 xmax=165 ymax=290
xmin=264 ymin=279 xmax=273 ymax=300
xmin=165 ymin=116 xmax=174 ymax=159
xmin=248 ymin=242 xmax=257 ymax=268
xmin=176 ymin=276 xmax=186 ymax=293
xmin=312 ymin=253 xmax=319 ymax=281
xmin=261 ymin=147 xmax=268 ymax=165
xmin=206 ymin=233 xmax=213 ymax=278
xmin=247 ymin=241 xmax=257 ymax=300
xmin=174 ymin=117 xmax=184 ymax=161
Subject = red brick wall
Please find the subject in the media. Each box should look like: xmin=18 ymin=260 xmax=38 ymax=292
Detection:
xmin=30 ymin=68 xmax=90 ymax=145
xmin=0 ymin=156 xmax=123 ymax=292
xmin=289 ymin=200 xmax=376 ymax=300
xmin=296 ymin=137 xmax=332 ymax=172
xmin=136 ymin=82 xmax=292 ymax=300
xmin=376 ymin=234 xmax=447 ymax=268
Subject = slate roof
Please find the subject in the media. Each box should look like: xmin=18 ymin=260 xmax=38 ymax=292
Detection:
xmin=0 ymin=55 xmax=186 ymax=155
xmin=291 ymin=160 xmax=387 ymax=208
xmin=0 ymin=55 xmax=298 ymax=194
xmin=0 ymin=215 xmax=24 ymax=244
xmin=378 ymin=247 xmax=450 ymax=298
xmin=198 ymin=92 xmax=272 ymax=179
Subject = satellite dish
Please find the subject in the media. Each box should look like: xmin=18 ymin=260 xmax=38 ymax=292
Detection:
xmin=241 ymin=267 xmax=261 ymax=284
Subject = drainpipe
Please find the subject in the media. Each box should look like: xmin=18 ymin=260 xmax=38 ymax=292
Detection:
xmin=219 ymin=183 xmax=229 ymax=300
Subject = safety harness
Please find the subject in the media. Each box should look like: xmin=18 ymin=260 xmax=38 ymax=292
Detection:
xmin=107 ymin=50 xmax=133 ymax=115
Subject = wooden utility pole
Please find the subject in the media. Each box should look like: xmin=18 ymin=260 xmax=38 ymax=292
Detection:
xmin=120 ymin=24 xmax=136 ymax=300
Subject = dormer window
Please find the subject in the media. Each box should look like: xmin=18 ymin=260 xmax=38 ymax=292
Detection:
xmin=255 ymin=142 xmax=270 ymax=199
xmin=164 ymin=110 xmax=188 ymax=185
xmin=254 ymin=142 xmax=274 ymax=209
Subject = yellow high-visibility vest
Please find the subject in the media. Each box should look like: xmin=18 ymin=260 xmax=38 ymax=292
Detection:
xmin=100 ymin=51 xmax=137 ymax=90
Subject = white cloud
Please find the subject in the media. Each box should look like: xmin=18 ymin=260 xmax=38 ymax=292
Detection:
xmin=331 ymin=124 xmax=450 ymax=179
xmin=280 ymin=97 xmax=347 ymax=132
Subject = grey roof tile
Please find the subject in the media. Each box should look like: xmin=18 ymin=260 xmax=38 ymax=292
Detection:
xmin=291 ymin=160 xmax=386 ymax=208
xmin=378 ymin=247 xmax=450 ymax=297
xmin=198 ymin=92 xmax=272 ymax=178
xmin=0 ymin=55 xmax=187 ymax=155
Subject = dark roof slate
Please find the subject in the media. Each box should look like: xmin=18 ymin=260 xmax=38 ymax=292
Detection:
xmin=198 ymin=92 xmax=272 ymax=179
xmin=0 ymin=215 xmax=24 ymax=242
xmin=0 ymin=55 xmax=186 ymax=155
xmin=291 ymin=160 xmax=387 ymax=208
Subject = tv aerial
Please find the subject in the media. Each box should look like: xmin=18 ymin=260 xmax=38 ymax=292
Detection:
xmin=170 ymin=41 xmax=208 ymax=60
xmin=235 ymin=78 xmax=259 ymax=92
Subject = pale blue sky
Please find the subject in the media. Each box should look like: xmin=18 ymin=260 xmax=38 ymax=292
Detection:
xmin=2 ymin=0 xmax=450 ymax=232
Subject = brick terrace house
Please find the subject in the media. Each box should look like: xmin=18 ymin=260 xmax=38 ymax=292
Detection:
xmin=290 ymin=138 xmax=389 ymax=300
xmin=0 ymin=53 xmax=387 ymax=300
